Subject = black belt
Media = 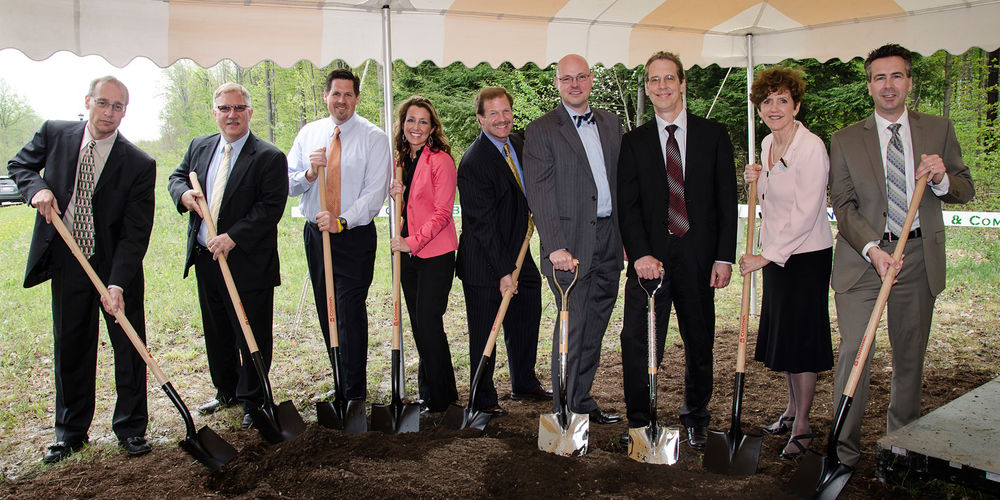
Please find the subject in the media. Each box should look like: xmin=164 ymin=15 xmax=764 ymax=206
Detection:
xmin=883 ymin=227 xmax=921 ymax=242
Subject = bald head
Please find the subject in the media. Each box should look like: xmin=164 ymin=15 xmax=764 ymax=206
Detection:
xmin=555 ymin=54 xmax=593 ymax=114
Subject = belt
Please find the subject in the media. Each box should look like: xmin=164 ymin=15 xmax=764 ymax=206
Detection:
xmin=883 ymin=227 xmax=921 ymax=242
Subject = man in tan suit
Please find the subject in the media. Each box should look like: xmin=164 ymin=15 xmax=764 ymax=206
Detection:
xmin=829 ymin=43 xmax=974 ymax=467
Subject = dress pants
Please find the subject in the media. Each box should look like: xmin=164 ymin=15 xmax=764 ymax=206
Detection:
xmin=304 ymin=221 xmax=376 ymax=400
xmin=194 ymin=247 xmax=274 ymax=411
xmin=833 ymin=236 xmax=934 ymax=467
xmin=462 ymin=269 xmax=543 ymax=409
xmin=547 ymin=216 xmax=620 ymax=414
xmin=50 ymin=240 xmax=148 ymax=443
xmin=400 ymin=251 xmax=458 ymax=411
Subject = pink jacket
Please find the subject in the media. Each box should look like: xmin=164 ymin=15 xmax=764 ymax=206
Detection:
xmin=402 ymin=145 xmax=459 ymax=258
xmin=757 ymin=123 xmax=834 ymax=266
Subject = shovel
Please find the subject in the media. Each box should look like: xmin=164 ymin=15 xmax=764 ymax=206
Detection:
xmin=705 ymin=182 xmax=763 ymax=474
xmin=370 ymin=165 xmax=421 ymax=434
xmin=790 ymin=175 xmax=929 ymax=499
xmin=538 ymin=259 xmax=588 ymax=456
xmin=627 ymin=272 xmax=680 ymax=465
xmin=443 ymin=220 xmax=534 ymax=431
xmin=49 ymin=214 xmax=236 ymax=470
xmin=314 ymin=165 xmax=367 ymax=434
xmin=190 ymin=173 xmax=306 ymax=445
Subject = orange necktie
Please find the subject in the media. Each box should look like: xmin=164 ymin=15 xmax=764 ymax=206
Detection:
xmin=325 ymin=126 xmax=342 ymax=217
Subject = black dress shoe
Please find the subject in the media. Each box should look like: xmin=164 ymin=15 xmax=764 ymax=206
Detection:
xmin=241 ymin=413 xmax=254 ymax=429
xmin=589 ymin=409 xmax=623 ymax=425
xmin=198 ymin=397 xmax=237 ymax=415
xmin=687 ymin=426 xmax=708 ymax=451
xmin=42 ymin=440 xmax=87 ymax=464
xmin=511 ymin=385 xmax=553 ymax=401
xmin=478 ymin=404 xmax=508 ymax=416
xmin=118 ymin=436 xmax=152 ymax=457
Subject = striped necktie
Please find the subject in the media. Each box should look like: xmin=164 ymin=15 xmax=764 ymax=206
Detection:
xmin=885 ymin=123 xmax=907 ymax=237
xmin=73 ymin=140 xmax=97 ymax=258
xmin=503 ymin=144 xmax=524 ymax=193
xmin=209 ymin=143 xmax=232 ymax=225
xmin=665 ymin=125 xmax=689 ymax=237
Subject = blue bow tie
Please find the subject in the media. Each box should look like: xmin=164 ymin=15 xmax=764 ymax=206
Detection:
xmin=574 ymin=111 xmax=595 ymax=128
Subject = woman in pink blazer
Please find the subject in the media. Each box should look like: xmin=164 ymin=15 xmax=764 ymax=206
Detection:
xmin=739 ymin=67 xmax=834 ymax=459
xmin=389 ymin=95 xmax=459 ymax=412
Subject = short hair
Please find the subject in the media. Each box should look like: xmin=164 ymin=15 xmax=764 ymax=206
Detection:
xmin=645 ymin=51 xmax=685 ymax=83
xmin=474 ymin=87 xmax=514 ymax=116
xmin=213 ymin=82 xmax=252 ymax=108
xmin=393 ymin=95 xmax=452 ymax=164
xmin=864 ymin=43 xmax=913 ymax=81
xmin=750 ymin=66 xmax=807 ymax=107
xmin=325 ymin=68 xmax=361 ymax=95
xmin=88 ymin=76 xmax=129 ymax=106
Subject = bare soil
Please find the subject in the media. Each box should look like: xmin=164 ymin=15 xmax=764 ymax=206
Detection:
xmin=4 ymin=328 xmax=997 ymax=500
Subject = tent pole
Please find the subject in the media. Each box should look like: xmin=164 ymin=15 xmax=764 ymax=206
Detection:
xmin=746 ymin=33 xmax=759 ymax=315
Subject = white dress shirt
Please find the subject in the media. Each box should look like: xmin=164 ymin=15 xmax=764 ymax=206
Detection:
xmin=654 ymin=110 xmax=688 ymax=177
xmin=563 ymin=103 xmax=612 ymax=217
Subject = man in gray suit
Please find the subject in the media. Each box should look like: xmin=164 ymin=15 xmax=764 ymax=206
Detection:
xmin=829 ymin=43 xmax=974 ymax=467
xmin=524 ymin=54 xmax=624 ymax=424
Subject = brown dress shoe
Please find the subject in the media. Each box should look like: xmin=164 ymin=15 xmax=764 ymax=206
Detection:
xmin=511 ymin=385 xmax=553 ymax=401
xmin=479 ymin=405 xmax=508 ymax=416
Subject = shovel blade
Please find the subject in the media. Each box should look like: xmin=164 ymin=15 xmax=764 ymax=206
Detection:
xmin=790 ymin=450 xmax=853 ymax=499
xmin=317 ymin=399 xmax=368 ymax=434
xmin=178 ymin=425 xmax=238 ymax=470
xmin=442 ymin=403 xmax=491 ymax=431
xmin=704 ymin=428 xmax=762 ymax=475
xmin=537 ymin=412 xmax=588 ymax=456
xmin=370 ymin=402 xmax=421 ymax=434
xmin=627 ymin=425 xmax=680 ymax=465
xmin=250 ymin=400 xmax=306 ymax=444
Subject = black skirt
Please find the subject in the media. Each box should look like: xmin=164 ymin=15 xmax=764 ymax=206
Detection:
xmin=754 ymin=246 xmax=834 ymax=374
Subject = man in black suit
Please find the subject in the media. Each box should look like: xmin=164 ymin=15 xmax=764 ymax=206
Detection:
xmin=617 ymin=51 xmax=737 ymax=451
xmin=167 ymin=83 xmax=288 ymax=429
xmin=456 ymin=87 xmax=552 ymax=416
xmin=8 ymin=76 xmax=156 ymax=463
xmin=524 ymin=54 xmax=624 ymax=425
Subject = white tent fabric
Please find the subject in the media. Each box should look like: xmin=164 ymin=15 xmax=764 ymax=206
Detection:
xmin=2 ymin=0 xmax=999 ymax=70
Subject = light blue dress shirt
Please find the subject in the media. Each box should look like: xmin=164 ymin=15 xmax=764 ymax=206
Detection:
xmin=563 ymin=103 xmax=612 ymax=217
xmin=198 ymin=131 xmax=249 ymax=246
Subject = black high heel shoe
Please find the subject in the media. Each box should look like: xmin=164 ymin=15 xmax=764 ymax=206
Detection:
xmin=762 ymin=415 xmax=794 ymax=435
xmin=779 ymin=433 xmax=816 ymax=460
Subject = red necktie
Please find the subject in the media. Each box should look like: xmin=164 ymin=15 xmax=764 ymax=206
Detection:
xmin=665 ymin=124 xmax=689 ymax=237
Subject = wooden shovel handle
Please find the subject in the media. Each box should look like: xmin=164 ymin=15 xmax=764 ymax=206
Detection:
xmin=49 ymin=215 xmax=169 ymax=386
xmin=843 ymin=174 xmax=930 ymax=397
xmin=480 ymin=219 xmax=535 ymax=357
xmin=736 ymin=182 xmax=757 ymax=374
xmin=317 ymin=164 xmax=340 ymax=349
xmin=391 ymin=165 xmax=404 ymax=351
xmin=188 ymin=172 xmax=261 ymax=354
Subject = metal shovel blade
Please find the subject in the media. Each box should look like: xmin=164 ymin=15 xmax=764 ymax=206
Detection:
xmin=537 ymin=411 xmax=589 ymax=456
xmin=179 ymin=426 xmax=238 ymax=470
xmin=249 ymin=400 xmax=306 ymax=445
xmin=317 ymin=398 xmax=368 ymax=434
xmin=627 ymin=425 xmax=680 ymax=465
xmin=370 ymin=401 xmax=421 ymax=434
xmin=790 ymin=450 xmax=854 ymax=499
xmin=442 ymin=403 xmax=491 ymax=431
xmin=704 ymin=428 xmax=763 ymax=475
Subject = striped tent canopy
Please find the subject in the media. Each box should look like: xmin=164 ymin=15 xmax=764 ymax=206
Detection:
xmin=2 ymin=0 xmax=1000 ymax=69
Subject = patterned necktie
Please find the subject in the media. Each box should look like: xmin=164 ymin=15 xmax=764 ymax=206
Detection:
xmin=574 ymin=111 xmax=595 ymax=128
xmin=209 ymin=143 xmax=232 ymax=225
xmin=885 ymin=123 xmax=907 ymax=237
xmin=503 ymin=144 xmax=524 ymax=193
xmin=665 ymin=125 xmax=689 ymax=237
xmin=326 ymin=126 xmax=342 ymax=217
xmin=73 ymin=140 xmax=97 ymax=258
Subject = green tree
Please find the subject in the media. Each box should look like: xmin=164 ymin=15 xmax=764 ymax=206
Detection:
xmin=0 ymin=79 xmax=43 ymax=173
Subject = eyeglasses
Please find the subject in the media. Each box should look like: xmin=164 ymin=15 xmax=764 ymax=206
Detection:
xmin=92 ymin=98 xmax=125 ymax=113
xmin=557 ymin=73 xmax=591 ymax=85
xmin=216 ymin=104 xmax=250 ymax=113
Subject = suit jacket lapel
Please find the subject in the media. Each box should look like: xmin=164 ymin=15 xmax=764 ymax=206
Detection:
xmin=222 ymin=133 xmax=256 ymax=210
xmin=555 ymin=106 xmax=589 ymax=166
xmin=594 ymin=111 xmax=617 ymax=182
xmin=60 ymin=124 xmax=86 ymax=199
xmin=93 ymin=132 xmax=124 ymax=195
xmin=862 ymin=114 xmax=888 ymax=205
xmin=908 ymin=110 xmax=926 ymax=166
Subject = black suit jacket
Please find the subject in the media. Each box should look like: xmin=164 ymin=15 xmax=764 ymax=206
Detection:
xmin=456 ymin=132 xmax=539 ymax=286
xmin=167 ymin=132 xmax=288 ymax=290
xmin=617 ymin=112 xmax=737 ymax=277
xmin=8 ymin=120 xmax=156 ymax=289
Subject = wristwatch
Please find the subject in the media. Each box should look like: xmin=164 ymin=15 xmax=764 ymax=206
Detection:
xmin=337 ymin=217 xmax=347 ymax=231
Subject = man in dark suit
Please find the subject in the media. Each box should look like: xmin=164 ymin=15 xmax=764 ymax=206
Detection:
xmin=8 ymin=76 xmax=156 ymax=463
xmin=167 ymin=83 xmax=288 ymax=430
xmin=617 ymin=51 xmax=737 ymax=451
xmin=523 ymin=54 xmax=624 ymax=425
xmin=456 ymin=87 xmax=552 ymax=416
xmin=829 ymin=44 xmax=974 ymax=467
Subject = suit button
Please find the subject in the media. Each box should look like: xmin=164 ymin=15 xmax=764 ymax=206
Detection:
xmin=590 ymin=220 xmax=596 ymax=225
xmin=592 ymin=196 xmax=597 ymax=201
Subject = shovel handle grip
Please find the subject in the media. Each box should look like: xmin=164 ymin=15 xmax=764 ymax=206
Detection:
xmin=482 ymin=220 xmax=535 ymax=357
xmin=189 ymin=172 xmax=260 ymax=354
xmin=736 ymin=182 xmax=758 ymax=374
xmin=843 ymin=175 xmax=929 ymax=397
xmin=49 ymin=214 xmax=169 ymax=385
xmin=317 ymin=166 xmax=340 ymax=349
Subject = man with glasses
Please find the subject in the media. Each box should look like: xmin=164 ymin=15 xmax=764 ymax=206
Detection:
xmin=8 ymin=76 xmax=156 ymax=463
xmin=168 ymin=83 xmax=288 ymax=429
xmin=523 ymin=54 xmax=624 ymax=426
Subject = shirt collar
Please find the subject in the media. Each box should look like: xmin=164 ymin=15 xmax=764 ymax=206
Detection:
xmin=482 ymin=130 xmax=512 ymax=152
xmin=874 ymin=107 xmax=909 ymax=133
xmin=330 ymin=112 xmax=357 ymax=133
xmin=83 ymin=122 xmax=118 ymax=148
xmin=218 ymin=130 xmax=250 ymax=150
xmin=654 ymin=109 xmax=687 ymax=133
xmin=562 ymin=103 xmax=593 ymax=122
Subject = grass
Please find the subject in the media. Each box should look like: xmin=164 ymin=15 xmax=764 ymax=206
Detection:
xmin=0 ymin=168 xmax=998 ymax=480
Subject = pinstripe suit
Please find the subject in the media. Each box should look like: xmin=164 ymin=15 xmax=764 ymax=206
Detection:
xmin=524 ymin=104 xmax=623 ymax=414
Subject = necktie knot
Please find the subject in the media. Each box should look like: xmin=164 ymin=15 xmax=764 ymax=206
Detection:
xmin=334 ymin=126 xmax=341 ymax=139
xmin=223 ymin=143 xmax=232 ymax=154
xmin=574 ymin=111 xmax=595 ymax=128
xmin=666 ymin=124 xmax=678 ymax=137
xmin=888 ymin=123 xmax=901 ymax=135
